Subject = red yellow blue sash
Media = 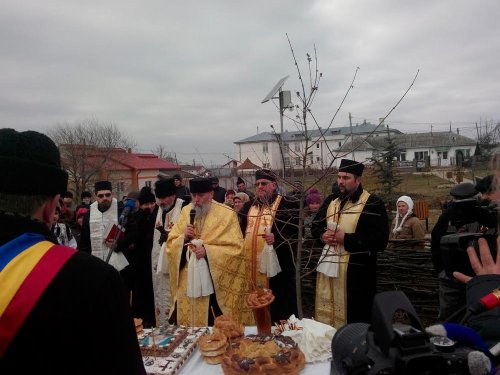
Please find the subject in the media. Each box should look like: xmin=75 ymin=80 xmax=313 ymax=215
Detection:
xmin=0 ymin=233 xmax=76 ymax=358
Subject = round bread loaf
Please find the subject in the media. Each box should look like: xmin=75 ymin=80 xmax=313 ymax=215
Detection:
xmin=221 ymin=335 xmax=305 ymax=375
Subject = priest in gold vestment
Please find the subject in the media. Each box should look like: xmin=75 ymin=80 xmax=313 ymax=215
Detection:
xmin=313 ymin=159 xmax=388 ymax=329
xmin=238 ymin=169 xmax=299 ymax=323
xmin=166 ymin=177 xmax=249 ymax=326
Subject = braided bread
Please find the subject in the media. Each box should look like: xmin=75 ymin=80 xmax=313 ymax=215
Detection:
xmin=247 ymin=288 xmax=275 ymax=309
xmin=213 ymin=314 xmax=245 ymax=339
xmin=221 ymin=336 xmax=305 ymax=375
xmin=199 ymin=332 xmax=228 ymax=364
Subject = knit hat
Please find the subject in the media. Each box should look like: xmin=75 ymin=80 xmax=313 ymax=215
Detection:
xmin=306 ymin=188 xmax=322 ymax=205
xmin=0 ymin=128 xmax=68 ymax=196
xmin=76 ymin=207 xmax=88 ymax=219
xmin=94 ymin=180 xmax=112 ymax=193
xmin=189 ymin=177 xmax=213 ymax=193
xmin=81 ymin=191 xmax=92 ymax=199
xmin=155 ymin=178 xmax=176 ymax=198
xmin=138 ymin=186 xmax=156 ymax=205
xmin=255 ymin=169 xmax=277 ymax=182
xmin=126 ymin=191 xmax=140 ymax=201
xmin=393 ymin=195 xmax=414 ymax=234
xmin=338 ymin=159 xmax=364 ymax=176
xmin=237 ymin=176 xmax=245 ymax=185
xmin=234 ymin=192 xmax=249 ymax=203
xmin=173 ymin=174 xmax=182 ymax=181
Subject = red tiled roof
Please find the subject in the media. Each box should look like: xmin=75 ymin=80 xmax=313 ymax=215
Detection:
xmin=84 ymin=150 xmax=180 ymax=171
xmin=237 ymin=158 xmax=260 ymax=170
xmin=108 ymin=151 xmax=180 ymax=170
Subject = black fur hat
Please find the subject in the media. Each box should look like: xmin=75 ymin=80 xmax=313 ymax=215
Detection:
xmin=138 ymin=186 xmax=156 ymax=205
xmin=0 ymin=128 xmax=68 ymax=195
xmin=155 ymin=178 xmax=176 ymax=198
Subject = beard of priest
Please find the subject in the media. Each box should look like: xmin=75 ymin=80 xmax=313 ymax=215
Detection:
xmin=165 ymin=177 xmax=250 ymax=326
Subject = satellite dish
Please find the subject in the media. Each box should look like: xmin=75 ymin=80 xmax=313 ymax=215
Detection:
xmin=261 ymin=75 xmax=289 ymax=104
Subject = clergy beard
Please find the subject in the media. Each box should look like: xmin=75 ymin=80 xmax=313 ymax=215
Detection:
xmin=193 ymin=201 xmax=211 ymax=218
xmin=98 ymin=201 xmax=112 ymax=212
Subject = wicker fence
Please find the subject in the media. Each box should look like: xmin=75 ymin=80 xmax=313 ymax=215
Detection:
xmin=300 ymin=243 xmax=440 ymax=326
xmin=377 ymin=246 xmax=439 ymax=326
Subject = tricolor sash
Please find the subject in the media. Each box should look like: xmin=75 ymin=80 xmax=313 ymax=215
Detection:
xmin=0 ymin=233 xmax=76 ymax=358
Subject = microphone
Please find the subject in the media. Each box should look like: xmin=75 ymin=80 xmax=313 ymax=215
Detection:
xmin=119 ymin=199 xmax=136 ymax=226
xmin=189 ymin=209 xmax=196 ymax=225
xmin=469 ymin=287 xmax=500 ymax=314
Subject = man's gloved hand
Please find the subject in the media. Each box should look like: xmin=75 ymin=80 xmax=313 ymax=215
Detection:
xmin=158 ymin=232 xmax=167 ymax=245
xmin=156 ymin=225 xmax=167 ymax=245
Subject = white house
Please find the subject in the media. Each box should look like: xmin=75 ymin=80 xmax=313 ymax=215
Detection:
xmin=234 ymin=121 xmax=401 ymax=170
xmin=341 ymin=131 xmax=477 ymax=167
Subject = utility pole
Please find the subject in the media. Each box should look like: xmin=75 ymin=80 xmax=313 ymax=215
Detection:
xmin=349 ymin=112 xmax=355 ymax=161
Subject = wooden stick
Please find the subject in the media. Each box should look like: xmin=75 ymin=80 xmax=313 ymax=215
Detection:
xmin=155 ymin=306 xmax=160 ymax=329
xmin=210 ymin=306 xmax=217 ymax=322
xmin=151 ymin=327 xmax=157 ymax=361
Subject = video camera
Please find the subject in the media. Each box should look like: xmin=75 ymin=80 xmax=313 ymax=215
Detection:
xmin=331 ymin=291 xmax=474 ymax=374
xmin=440 ymin=198 xmax=498 ymax=279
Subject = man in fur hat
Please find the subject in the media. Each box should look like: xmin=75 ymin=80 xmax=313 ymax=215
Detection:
xmin=312 ymin=159 xmax=389 ymax=329
xmin=79 ymin=180 xmax=129 ymax=272
xmin=166 ymin=177 xmax=249 ymax=326
xmin=238 ymin=169 xmax=300 ymax=323
xmin=236 ymin=176 xmax=255 ymax=199
xmin=116 ymin=186 xmax=157 ymax=327
xmin=0 ymin=129 xmax=144 ymax=374
xmin=151 ymin=178 xmax=187 ymax=327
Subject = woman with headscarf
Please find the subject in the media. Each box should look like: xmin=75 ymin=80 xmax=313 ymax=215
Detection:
xmin=389 ymin=195 xmax=426 ymax=248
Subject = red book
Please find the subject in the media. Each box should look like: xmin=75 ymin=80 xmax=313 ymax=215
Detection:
xmin=103 ymin=223 xmax=124 ymax=243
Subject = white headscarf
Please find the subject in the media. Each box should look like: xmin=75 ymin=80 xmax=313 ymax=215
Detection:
xmin=392 ymin=195 xmax=414 ymax=234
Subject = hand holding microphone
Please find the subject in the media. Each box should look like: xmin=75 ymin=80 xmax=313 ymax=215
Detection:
xmin=185 ymin=209 xmax=196 ymax=241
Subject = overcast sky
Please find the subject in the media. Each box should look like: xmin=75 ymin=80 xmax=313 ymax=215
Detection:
xmin=2 ymin=1 xmax=499 ymax=165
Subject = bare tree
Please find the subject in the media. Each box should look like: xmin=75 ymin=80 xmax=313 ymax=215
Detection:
xmin=152 ymin=145 xmax=178 ymax=164
xmin=48 ymin=119 xmax=135 ymax=201
xmin=256 ymin=35 xmax=419 ymax=319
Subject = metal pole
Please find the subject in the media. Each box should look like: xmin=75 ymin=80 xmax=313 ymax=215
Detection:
xmin=279 ymin=89 xmax=286 ymax=178
xmin=349 ymin=112 xmax=355 ymax=161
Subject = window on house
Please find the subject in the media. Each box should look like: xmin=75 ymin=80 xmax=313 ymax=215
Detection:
xmin=316 ymin=156 xmax=320 ymax=162
xmin=263 ymin=162 xmax=270 ymax=168
xmin=283 ymin=143 xmax=290 ymax=153
xmin=414 ymin=151 xmax=429 ymax=161
xmin=116 ymin=182 xmax=125 ymax=193
xmin=307 ymin=152 xmax=313 ymax=164
xmin=145 ymin=181 xmax=152 ymax=187
xmin=284 ymin=157 xmax=290 ymax=167
xmin=294 ymin=142 xmax=301 ymax=152
xmin=338 ymin=142 xmax=342 ymax=147
xmin=316 ymin=144 xmax=320 ymax=149
xmin=263 ymin=143 xmax=268 ymax=153
xmin=443 ymin=151 xmax=448 ymax=159
xmin=295 ymin=157 xmax=301 ymax=166
xmin=400 ymin=153 xmax=406 ymax=161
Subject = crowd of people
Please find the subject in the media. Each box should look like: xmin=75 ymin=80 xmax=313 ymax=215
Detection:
xmin=1 ymin=128 xmax=499 ymax=374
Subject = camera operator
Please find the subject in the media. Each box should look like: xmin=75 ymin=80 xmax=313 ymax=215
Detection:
xmin=431 ymin=182 xmax=480 ymax=321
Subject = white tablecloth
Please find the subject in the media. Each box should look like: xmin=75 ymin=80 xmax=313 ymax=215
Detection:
xmin=176 ymin=327 xmax=331 ymax=374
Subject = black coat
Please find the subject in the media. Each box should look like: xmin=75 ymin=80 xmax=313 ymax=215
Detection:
xmin=239 ymin=194 xmax=300 ymax=322
xmin=311 ymin=184 xmax=389 ymax=324
xmin=0 ymin=213 xmax=145 ymax=375
xmin=117 ymin=206 xmax=157 ymax=326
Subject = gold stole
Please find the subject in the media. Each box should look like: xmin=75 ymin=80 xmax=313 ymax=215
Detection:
xmin=244 ymin=195 xmax=282 ymax=290
xmin=167 ymin=202 xmax=248 ymax=326
xmin=315 ymin=190 xmax=370 ymax=329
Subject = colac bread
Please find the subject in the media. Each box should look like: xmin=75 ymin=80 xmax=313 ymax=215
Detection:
xmin=213 ymin=314 xmax=245 ymax=339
